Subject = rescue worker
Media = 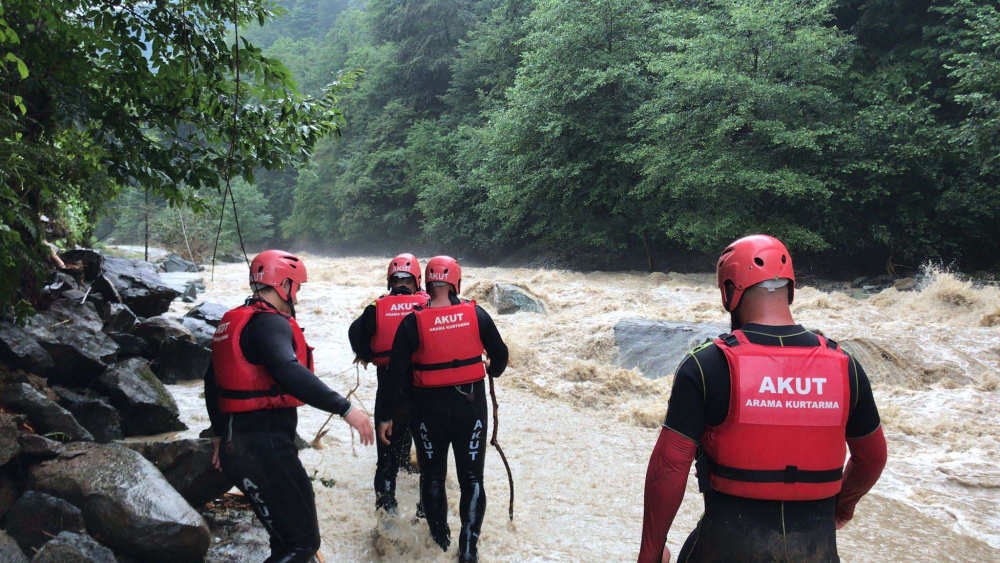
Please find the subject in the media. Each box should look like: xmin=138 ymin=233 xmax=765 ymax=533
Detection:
xmin=204 ymin=250 xmax=375 ymax=563
xmin=638 ymin=235 xmax=888 ymax=563
xmin=348 ymin=253 xmax=428 ymax=513
xmin=378 ymin=256 xmax=509 ymax=563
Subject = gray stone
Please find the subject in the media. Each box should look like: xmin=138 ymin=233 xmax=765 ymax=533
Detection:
xmin=153 ymin=337 xmax=211 ymax=384
xmin=0 ymin=383 xmax=93 ymax=442
xmin=181 ymin=283 xmax=199 ymax=303
xmin=161 ymin=255 xmax=199 ymax=273
xmin=16 ymin=434 xmax=64 ymax=458
xmin=893 ymin=277 xmax=917 ymax=292
xmin=59 ymin=249 xmax=104 ymax=281
xmin=90 ymin=358 xmax=185 ymax=436
xmin=184 ymin=302 xmax=229 ymax=327
xmin=26 ymin=442 xmax=211 ymax=562
xmin=53 ymin=387 xmax=122 ymax=443
xmin=0 ymin=323 xmax=54 ymax=373
xmin=0 ymin=474 xmax=20 ymax=520
xmin=488 ymin=283 xmax=546 ymax=315
xmin=107 ymin=332 xmax=146 ymax=358
xmin=180 ymin=317 xmax=215 ymax=348
xmin=133 ymin=316 xmax=194 ymax=359
xmin=30 ymin=531 xmax=116 ymax=563
xmin=0 ymin=529 xmax=29 ymax=563
xmin=5 ymin=491 xmax=86 ymax=554
xmin=202 ymin=506 xmax=269 ymax=563
xmin=102 ymin=303 xmax=137 ymax=333
xmin=100 ymin=256 xmax=180 ymax=318
xmin=121 ymin=439 xmax=232 ymax=508
xmin=614 ymin=319 xmax=727 ymax=380
xmin=1 ymin=413 xmax=20 ymax=465
xmin=20 ymin=299 xmax=118 ymax=386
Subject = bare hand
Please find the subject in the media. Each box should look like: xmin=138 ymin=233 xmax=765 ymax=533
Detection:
xmin=835 ymin=516 xmax=850 ymax=530
xmin=378 ymin=421 xmax=393 ymax=446
xmin=353 ymin=357 xmax=369 ymax=370
xmin=662 ymin=546 xmax=671 ymax=563
xmin=211 ymin=438 xmax=221 ymax=471
xmin=344 ymin=408 xmax=375 ymax=446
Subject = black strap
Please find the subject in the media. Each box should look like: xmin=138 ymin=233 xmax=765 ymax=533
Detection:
xmin=373 ymin=351 xmax=391 ymax=358
xmin=825 ymin=337 xmax=838 ymax=350
xmin=718 ymin=333 xmax=740 ymax=347
xmin=699 ymin=454 xmax=842 ymax=486
xmin=217 ymin=385 xmax=288 ymax=400
xmin=413 ymin=356 xmax=483 ymax=372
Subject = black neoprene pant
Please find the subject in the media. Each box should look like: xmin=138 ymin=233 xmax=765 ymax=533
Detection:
xmin=219 ymin=411 xmax=320 ymax=563
xmin=373 ymin=374 xmax=413 ymax=511
xmin=410 ymin=379 xmax=488 ymax=559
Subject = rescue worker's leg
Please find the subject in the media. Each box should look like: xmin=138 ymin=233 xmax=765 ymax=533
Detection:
xmin=410 ymin=392 xmax=453 ymax=551
xmin=374 ymin=400 xmax=413 ymax=512
xmin=451 ymin=380 xmax=488 ymax=563
xmin=219 ymin=417 xmax=321 ymax=562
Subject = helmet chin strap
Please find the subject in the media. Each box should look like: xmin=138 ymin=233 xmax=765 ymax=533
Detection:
xmin=284 ymin=282 xmax=297 ymax=319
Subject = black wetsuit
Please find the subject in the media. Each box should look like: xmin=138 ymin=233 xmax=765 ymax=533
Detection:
xmin=205 ymin=299 xmax=352 ymax=563
xmin=348 ymin=288 xmax=416 ymax=512
xmin=665 ymin=324 xmax=882 ymax=563
xmin=382 ymin=295 xmax=508 ymax=562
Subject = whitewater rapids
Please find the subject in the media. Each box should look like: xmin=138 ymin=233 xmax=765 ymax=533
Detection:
xmin=166 ymin=255 xmax=1000 ymax=562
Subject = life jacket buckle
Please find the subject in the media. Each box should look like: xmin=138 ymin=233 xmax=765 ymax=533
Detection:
xmin=784 ymin=465 xmax=799 ymax=484
xmin=720 ymin=333 xmax=740 ymax=347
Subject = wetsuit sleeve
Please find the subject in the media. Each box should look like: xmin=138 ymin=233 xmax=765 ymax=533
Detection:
xmin=242 ymin=313 xmax=352 ymax=417
xmin=381 ymin=313 xmax=420 ymax=423
xmin=348 ymin=304 xmax=377 ymax=363
xmin=845 ymin=354 xmax=881 ymax=439
xmin=663 ymin=355 xmax=708 ymax=442
xmin=203 ymin=360 xmax=224 ymax=437
xmin=836 ymin=426 xmax=887 ymax=522
xmin=638 ymin=428 xmax=698 ymax=563
xmin=476 ymin=305 xmax=508 ymax=378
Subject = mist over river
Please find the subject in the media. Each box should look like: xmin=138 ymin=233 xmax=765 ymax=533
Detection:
xmin=165 ymin=255 xmax=1000 ymax=562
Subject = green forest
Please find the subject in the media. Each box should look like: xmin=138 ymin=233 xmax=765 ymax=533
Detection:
xmin=4 ymin=0 xmax=1000 ymax=308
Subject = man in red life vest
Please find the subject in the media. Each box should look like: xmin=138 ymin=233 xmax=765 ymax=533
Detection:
xmin=348 ymin=253 xmax=429 ymax=513
xmin=637 ymin=235 xmax=888 ymax=563
xmin=205 ymin=250 xmax=374 ymax=563
xmin=378 ymin=256 xmax=508 ymax=563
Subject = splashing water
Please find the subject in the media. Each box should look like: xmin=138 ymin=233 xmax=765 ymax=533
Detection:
xmin=166 ymin=257 xmax=1000 ymax=562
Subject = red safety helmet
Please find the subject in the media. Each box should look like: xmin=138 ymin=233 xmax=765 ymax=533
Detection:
xmin=387 ymin=253 xmax=422 ymax=290
xmin=249 ymin=250 xmax=307 ymax=302
xmin=716 ymin=235 xmax=795 ymax=312
xmin=425 ymin=256 xmax=462 ymax=294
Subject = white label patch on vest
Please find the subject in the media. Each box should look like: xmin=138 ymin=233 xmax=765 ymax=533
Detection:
xmin=737 ymin=355 xmax=844 ymax=426
xmin=429 ymin=312 xmax=471 ymax=332
xmin=213 ymin=321 xmax=231 ymax=342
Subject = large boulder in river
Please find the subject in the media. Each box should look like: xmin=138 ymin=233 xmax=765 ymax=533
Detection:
xmin=180 ymin=317 xmax=216 ymax=348
xmin=0 ymin=323 xmax=54 ymax=374
xmin=184 ymin=302 xmax=229 ymax=326
xmin=90 ymin=358 xmax=185 ymax=436
xmin=52 ymin=387 xmax=122 ymax=443
xmin=4 ymin=491 xmax=87 ymax=554
xmin=133 ymin=315 xmax=194 ymax=358
xmin=614 ymin=319 xmax=727 ymax=380
xmin=100 ymin=255 xmax=180 ymax=318
xmin=31 ymin=531 xmax=116 ymax=563
xmin=121 ymin=439 xmax=232 ymax=507
xmin=161 ymin=254 xmax=199 ymax=273
xmin=19 ymin=299 xmax=118 ymax=386
xmin=154 ymin=337 xmax=211 ymax=384
xmin=26 ymin=442 xmax=211 ymax=562
xmin=488 ymin=283 xmax=546 ymax=315
xmin=0 ymin=383 xmax=93 ymax=442
xmin=0 ymin=530 xmax=29 ymax=563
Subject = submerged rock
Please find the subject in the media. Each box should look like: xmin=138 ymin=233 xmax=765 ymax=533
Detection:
xmin=31 ymin=531 xmax=117 ymax=563
xmin=121 ymin=439 xmax=232 ymax=508
xmin=101 ymin=256 xmax=179 ymax=318
xmin=4 ymin=491 xmax=87 ymax=554
xmin=488 ymin=283 xmax=546 ymax=315
xmin=0 ymin=529 xmax=29 ymax=563
xmin=90 ymin=358 xmax=185 ymax=436
xmin=53 ymin=387 xmax=123 ymax=443
xmin=614 ymin=319 xmax=727 ymax=380
xmin=154 ymin=337 xmax=211 ymax=384
xmin=0 ymin=383 xmax=93 ymax=442
xmin=20 ymin=298 xmax=118 ymax=386
xmin=26 ymin=442 xmax=211 ymax=562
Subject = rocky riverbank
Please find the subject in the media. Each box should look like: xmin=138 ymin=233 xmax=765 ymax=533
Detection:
xmin=0 ymin=249 xmax=250 ymax=562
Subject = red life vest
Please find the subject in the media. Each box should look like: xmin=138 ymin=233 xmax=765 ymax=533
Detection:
xmin=371 ymin=293 xmax=429 ymax=367
xmin=698 ymin=330 xmax=850 ymax=501
xmin=211 ymin=301 xmax=310 ymax=413
xmin=411 ymin=300 xmax=485 ymax=388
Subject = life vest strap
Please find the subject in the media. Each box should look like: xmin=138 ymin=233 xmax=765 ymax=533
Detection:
xmin=697 ymin=453 xmax=842 ymax=492
xmin=413 ymin=356 xmax=483 ymax=372
xmin=719 ymin=333 xmax=741 ymax=347
xmin=217 ymin=385 xmax=288 ymax=400
xmin=373 ymin=351 xmax=391 ymax=359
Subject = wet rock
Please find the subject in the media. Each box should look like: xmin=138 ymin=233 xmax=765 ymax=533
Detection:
xmin=0 ymin=529 xmax=29 ymax=563
xmin=133 ymin=316 xmax=194 ymax=358
xmin=31 ymin=531 xmax=116 ymax=563
xmin=488 ymin=283 xmax=546 ymax=315
xmin=90 ymin=358 xmax=185 ymax=436
xmin=184 ymin=302 xmax=229 ymax=326
xmin=162 ymin=255 xmax=199 ymax=273
xmin=108 ymin=332 xmax=146 ymax=358
xmin=41 ymin=273 xmax=82 ymax=302
xmin=59 ymin=249 xmax=104 ymax=281
xmin=0 ymin=323 xmax=54 ymax=374
xmin=1 ymin=413 xmax=20 ymax=466
xmin=201 ymin=505 xmax=269 ymax=563
xmin=614 ymin=319 xmax=727 ymax=380
xmin=5 ymin=491 xmax=86 ymax=554
xmin=101 ymin=256 xmax=180 ymax=318
xmin=153 ymin=337 xmax=211 ymax=384
xmin=180 ymin=317 xmax=216 ymax=348
xmin=181 ymin=283 xmax=199 ymax=303
xmin=90 ymin=274 xmax=122 ymax=305
xmin=19 ymin=299 xmax=118 ymax=386
xmin=0 ymin=475 xmax=20 ymax=520
xmin=159 ymin=272 xmax=204 ymax=297
xmin=121 ymin=439 xmax=232 ymax=507
xmin=53 ymin=387 xmax=122 ymax=443
xmin=893 ymin=277 xmax=917 ymax=292
xmin=102 ymin=303 xmax=137 ymax=333
xmin=0 ymin=383 xmax=93 ymax=442
xmin=16 ymin=434 xmax=64 ymax=458
xmin=26 ymin=442 xmax=211 ymax=562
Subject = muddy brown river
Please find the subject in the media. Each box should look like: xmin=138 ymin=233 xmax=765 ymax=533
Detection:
xmin=166 ymin=256 xmax=1000 ymax=562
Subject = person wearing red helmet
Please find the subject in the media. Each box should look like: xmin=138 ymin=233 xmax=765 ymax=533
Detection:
xmin=378 ymin=256 xmax=509 ymax=563
xmin=348 ymin=253 xmax=428 ymax=513
xmin=637 ymin=235 xmax=887 ymax=563
xmin=204 ymin=250 xmax=375 ymax=563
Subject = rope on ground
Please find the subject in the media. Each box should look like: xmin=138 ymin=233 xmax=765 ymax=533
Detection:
xmin=311 ymin=364 xmax=371 ymax=455
xmin=489 ymin=375 xmax=515 ymax=522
